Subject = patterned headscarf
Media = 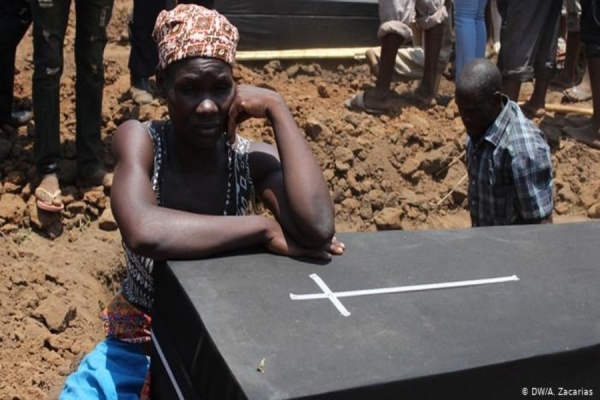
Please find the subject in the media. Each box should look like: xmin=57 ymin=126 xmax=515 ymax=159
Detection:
xmin=152 ymin=4 xmax=239 ymax=70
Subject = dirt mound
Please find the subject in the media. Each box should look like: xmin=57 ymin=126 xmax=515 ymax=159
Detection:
xmin=0 ymin=1 xmax=599 ymax=398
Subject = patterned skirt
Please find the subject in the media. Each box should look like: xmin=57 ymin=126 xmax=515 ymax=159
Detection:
xmin=103 ymin=293 xmax=152 ymax=399
xmin=59 ymin=293 xmax=152 ymax=399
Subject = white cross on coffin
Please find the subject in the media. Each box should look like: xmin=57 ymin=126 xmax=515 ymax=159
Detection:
xmin=290 ymin=273 xmax=520 ymax=317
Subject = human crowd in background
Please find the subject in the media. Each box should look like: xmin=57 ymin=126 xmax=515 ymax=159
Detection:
xmin=1 ymin=0 xmax=596 ymax=232
xmin=347 ymin=0 xmax=599 ymax=148
xmin=0 ymin=0 xmax=600 ymax=216
xmin=0 ymin=0 xmax=599 ymax=216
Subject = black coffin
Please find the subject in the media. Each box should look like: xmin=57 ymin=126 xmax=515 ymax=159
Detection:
xmin=152 ymin=222 xmax=600 ymax=399
xmin=214 ymin=0 xmax=380 ymax=51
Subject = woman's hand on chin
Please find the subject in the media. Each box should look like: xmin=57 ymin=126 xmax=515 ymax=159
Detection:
xmin=226 ymin=85 xmax=284 ymax=143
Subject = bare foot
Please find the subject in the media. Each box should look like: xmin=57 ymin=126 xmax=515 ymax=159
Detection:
xmin=563 ymin=123 xmax=600 ymax=149
xmin=365 ymin=49 xmax=379 ymax=77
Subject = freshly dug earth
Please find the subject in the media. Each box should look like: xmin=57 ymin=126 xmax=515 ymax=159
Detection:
xmin=1 ymin=2 xmax=598 ymax=398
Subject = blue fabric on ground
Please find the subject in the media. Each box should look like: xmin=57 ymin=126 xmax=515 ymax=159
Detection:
xmin=59 ymin=338 xmax=150 ymax=400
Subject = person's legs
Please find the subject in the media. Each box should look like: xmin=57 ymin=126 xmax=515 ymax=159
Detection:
xmin=365 ymin=46 xmax=429 ymax=82
xmin=522 ymin=0 xmax=562 ymax=118
xmin=345 ymin=33 xmax=402 ymax=114
xmin=564 ymin=0 xmax=600 ymax=147
xmin=580 ymin=0 xmax=599 ymax=124
xmin=31 ymin=0 xmax=69 ymax=211
xmin=0 ymin=0 xmax=32 ymax=128
xmin=564 ymin=56 xmax=600 ymax=146
xmin=554 ymin=31 xmax=582 ymax=87
xmin=365 ymin=0 xmax=452 ymax=85
xmin=414 ymin=21 xmax=443 ymax=103
xmin=374 ymin=0 xmax=416 ymax=97
xmin=375 ymin=33 xmax=404 ymax=94
xmin=127 ymin=0 xmax=163 ymax=105
xmin=498 ymin=0 xmax=545 ymax=102
xmin=74 ymin=0 xmax=113 ymax=185
xmin=346 ymin=0 xmax=415 ymax=113
xmin=31 ymin=0 xmax=69 ymax=174
xmin=552 ymin=0 xmax=582 ymax=88
xmin=454 ymin=0 xmax=488 ymax=79
xmin=413 ymin=0 xmax=447 ymax=104
xmin=489 ymin=0 xmax=501 ymax=53
xmin=466 ymin=0 xmax=488 ymax=71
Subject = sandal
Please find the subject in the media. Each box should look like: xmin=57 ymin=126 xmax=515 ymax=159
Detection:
xmin=35 ymin=174 xmax=64 ymax=212
xmin=344 ymin=92 xmax=390 ymax=115
xmin=563 ymin=86 xmax=592 ymax=103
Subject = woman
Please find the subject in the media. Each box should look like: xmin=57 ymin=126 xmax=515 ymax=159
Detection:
xmin=59 ymin=5 xmax=344 ymax=398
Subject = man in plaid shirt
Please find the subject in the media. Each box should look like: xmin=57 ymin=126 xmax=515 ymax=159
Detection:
xmin=455 ymin=58 xmax=554 ymax=227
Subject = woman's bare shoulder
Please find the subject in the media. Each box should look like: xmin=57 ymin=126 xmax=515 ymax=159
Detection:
xmin=115 ymin=119 xmax=149 ymax=135
xmin=112 ymin=120 xmax=156 ymax=161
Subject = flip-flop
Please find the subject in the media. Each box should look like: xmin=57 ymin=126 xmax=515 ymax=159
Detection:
xmin=563 ymin=86 xmax=592 ymax=103
xmin=35 ymin=186 xmax=64 ymax=213
xmin=344 ymin=92 xmax=388 ymax=115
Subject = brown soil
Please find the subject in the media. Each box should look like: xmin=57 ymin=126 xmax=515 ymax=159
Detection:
xmin=1 ymin=2 xmax=599 ymax=398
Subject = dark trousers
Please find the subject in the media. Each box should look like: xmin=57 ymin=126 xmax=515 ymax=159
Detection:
xmin=581 ymin=0 xmax=600 ymax=58
xmin=31 ymin=0 xmax=113 ymax=176
xmin=0 ymin=0 xmax=31 ymax=125
xmin=496 ymin=0 xmax=562 ymax=81
xmin=128 ymin=0 xmax=214 ymax=80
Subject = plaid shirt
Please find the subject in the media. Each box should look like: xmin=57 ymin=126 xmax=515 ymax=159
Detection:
xmin=466 ymin=97 xmax=554 ymax=227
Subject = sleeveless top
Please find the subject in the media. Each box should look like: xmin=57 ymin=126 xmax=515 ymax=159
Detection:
xmin=120 ymin=120 xmax=254 ymax=315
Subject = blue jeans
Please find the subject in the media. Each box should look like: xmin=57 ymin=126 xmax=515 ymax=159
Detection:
xmin=454 ymin=0 xmax=489 ymax=79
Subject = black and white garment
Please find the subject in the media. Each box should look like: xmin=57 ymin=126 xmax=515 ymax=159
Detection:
xmin=121 ymin=120 xmax=254 ymax=314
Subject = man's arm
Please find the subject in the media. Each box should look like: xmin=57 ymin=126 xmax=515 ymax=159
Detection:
xmin=512 ymin=141 xmax=554 ymax=225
